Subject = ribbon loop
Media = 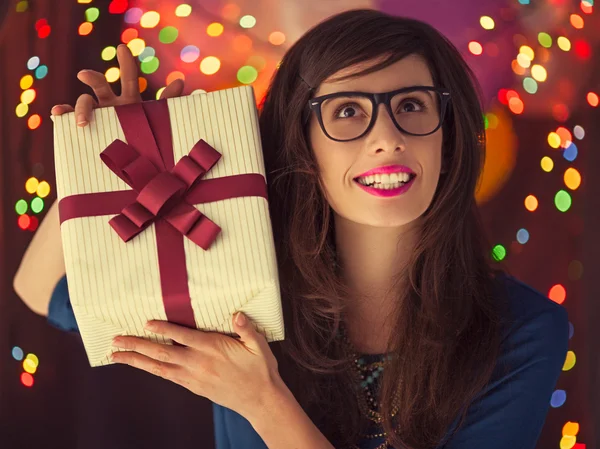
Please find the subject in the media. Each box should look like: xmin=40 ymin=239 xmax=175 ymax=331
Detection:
xmin=137 ymin=171 xmax=187 ymax=217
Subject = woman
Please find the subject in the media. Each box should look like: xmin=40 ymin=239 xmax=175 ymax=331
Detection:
xmin=15 ymin=9 xmax=568 ymax=449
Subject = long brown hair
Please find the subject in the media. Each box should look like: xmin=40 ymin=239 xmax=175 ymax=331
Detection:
xmin=259 ymin=9 xmax=506 ymax=449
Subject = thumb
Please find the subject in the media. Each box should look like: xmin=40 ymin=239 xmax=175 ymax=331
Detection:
xmin=160 ymin=78 xmax=185 ymax=100
xmin=232 ymin=313 xmax=264 ymax=350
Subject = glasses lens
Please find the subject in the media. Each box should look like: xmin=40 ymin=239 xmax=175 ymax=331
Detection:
xmin=391 ymin=89 xmax=441 ymax=136
xmin=320 ymin=95 xmax=373 ymax=141
xmin=318 ymin=89 xmax=443 ymax=141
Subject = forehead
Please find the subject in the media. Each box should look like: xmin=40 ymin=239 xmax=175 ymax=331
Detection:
xmin=314 ymin=54 xmax=434 ymax=96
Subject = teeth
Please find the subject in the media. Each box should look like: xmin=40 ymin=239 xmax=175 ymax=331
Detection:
xmin=357 ymin=172 xmax=411 ymax=186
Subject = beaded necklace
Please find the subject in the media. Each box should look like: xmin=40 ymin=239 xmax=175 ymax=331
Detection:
xmin=338 ymin=323 xmax=401 ymax=449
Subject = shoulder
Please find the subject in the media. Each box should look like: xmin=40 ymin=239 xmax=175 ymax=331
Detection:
xmin=494 ymin=273 xmax=569 ymax=347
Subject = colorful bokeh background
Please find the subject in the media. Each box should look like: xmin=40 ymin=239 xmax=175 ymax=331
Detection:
xmin=0 ymin=1 xmax=598 ymax=448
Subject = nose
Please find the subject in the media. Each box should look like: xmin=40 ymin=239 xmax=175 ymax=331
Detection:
xmin=366 ymin=103 xmax=406 ymax=154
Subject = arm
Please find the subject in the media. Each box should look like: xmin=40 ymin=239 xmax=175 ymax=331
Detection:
xmin=441 ymin=307 xmax=569 ymax=449
xmin=13 ymin=199 xmax=66 ymax=316
xmin=247 ymin=376 xmax=335 ymax=449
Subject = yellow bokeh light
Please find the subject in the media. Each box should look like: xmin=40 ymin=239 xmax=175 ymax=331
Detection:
xmin=269 ymin=31 xmax=286 ymax=46
xmin=559 ymin=435 xmax=577 ymax=449
xmin=156 ymin=87 xmax=166 ymax=100
xmin=175 ymin=4 xmax=192 ymax=17
xmin=101 ymin=46 xmax=117 ymax=61
xmin=563 ymin=350 xmax=576 ymax=371
xmin=558 ymin=37 xmax=571 ymax=51
xmin=25 ymin=177 xmax=39 ymax=194
xmin=516 ymin=53 xmax=531 ymax=68
xmin=531 ymin=65 xmax=547 ymax=82
xmin=127 ymin=38 xmax=146 ymax=56
xmin=524 ymin=195 xmax=538 ymax=211
xmin=200 ymin=56 xmax=221 ymax=75
xmin=20 ymin=75 xmax=34 ymax=90
xmin=37 ymin=181 xmax=51 ymax=198
xmin=21 ymin=89 xmax=36 ymax=105
xmin=207 ymin=22 xmax=224 ymax=37
xmin=548 ymin=132 xmax=561 ymax=149
xmin=16 ymin=103 xmax=29 ymax=118
xmin=480 ymin=16 xmax=495 ymax=30
xmin=191 ymin=89 xmax=207 ymax=95
xmin=105 ymin=67 xmax=120 ymax=83
xmin=540 ymin=157 xmax=554 ymax=172
xmin=25 ymin=353 xmax=39 ymax=367
xmin=519 ymin=45 xmax=534 ymax=60
xmin=562 ymin=421 xmax=580 ymax=437
xmin=23 ymin=358 xmax=37 ymax=374
xmin=140 ymin=11 xmax=160 ymax=28
xmin=564 ymin=168 xmax=581 ymax=190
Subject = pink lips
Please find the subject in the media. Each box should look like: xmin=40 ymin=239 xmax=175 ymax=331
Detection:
xmin=354 ymin=176 xmax=416 ymax=197
xmin=355 ymin=164 xmax=415 ymax=178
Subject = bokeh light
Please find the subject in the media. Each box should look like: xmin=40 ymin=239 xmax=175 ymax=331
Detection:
xmin=35 ymin=65 xmax=48 ymax=79
xmin=27 ymin=56 xmax=40 ymax=70
xmin=551 ymin=390 xmax=567 ymax=408
xmin=124 ymin=7 xmax=143 ymax=23
xmin=159 ymin=26 xmax=178 ymax=44
xmin=531 ymin=65 xmax=548 ymax=82
xmin=85 ymin=7 xmax=100 ymax=22
xmin=21 ymin=372 xmax=34 ymax=387
xmin=548 ymin=132 xmax=561 ymax=149
xmin=15 ymin=199 xmax=28 ymax=215
xmin=480 ymin=16 xmax=495 ymax=30
xmin=101 ymin=46 xmax=117 ymax=61
xmin=240 ymin=15 xmax=257 ymax=29
xmin=20 ymin=75 xmax=34 ymax=90
xmin=538 ymin=32 xmax=552 ymax=48
xmin=222 ymin=3 xmax=241 ymax=21
xmin=105 ymin=67 xmax=120 ymax=83
xmin=12 ymin=346 xmax=24 ymax=361
xmin=269 ymin=31 xmax=286 ymax=46
xmin=492 ymin=244 xmax=506 ymax=261
xmin=549 ymin=284 xmax=566 ymax=304
xmin=525 ymin=195 xmax=538 ymax=211
xmin=573 ymin=125 xmax=585 ymax=140
xmin=574 ymin=40 xmax=591 ymax=59
xmin=180 ymin=45 xmax=200 ymax=63
xmin=563 ymin=422 xmax=580 ymax=437
xmin=25 ymin=177 xmax=39 ymax=194
xmin=563 ymin=143 xmax=578 ymax=162
xmin=200 ymin=56 xmax=221 ymax=75
xmin=18 ymin=214 xmax=31 ymax=230
xmin=207 ymin=22 xmax=224 ymax=37
xmin=468 ymin=41 xmax=483 ymax=55
xmin=541 ymin=157 xmax=554 ymax=172
xmin=78 ymin=22 xmax=93 ymax=36
xmin=564 ymin=168 xmax=581 ymax=190
xmin=516 ymin=229 xmax=530 ymax=244
xmin=16 ymin=103 xmax=28 ymax=118
xmin=27 ymin=114 xmax=41 ymax=130
xmin=508 ymin=97 xmax=524 ymax=114
xmin=166 ymin=71 xmax=185 ymax=85
xmin=121 ymin=28 xmax=138 ymax=44
xmin=138 ymin=77 xmax=148 ymax=93
xmin=140 ymin=57 xmax=160 ymax=74
xmin=138 ymin=46 xmax=156 ymax=63
xmin=570 ymin=14 xmax=584 ymax=29
xmin=140 ymin=11 xmax=160 ymax=28
xmin=563 ymin=351 xmax=576 ymax=371
xmin=587 ymin=92 xmax=599 ymax=107
xmin=556 ymin=127 xmax=572 ymax=148
xmin=37 ymin=181 xmax=50 ymax=198
xmin=127 ymin=38 xmax=146 ymax=56
xmin=523 ymin=77 xmax=538 ymax=94
xmin=31 ymin=197 xmax=44 ymax=214
xmin=555 ymin=190 xmax=572 ymax=212
xmin=557 ymin=37 xmax=572 ymax=51
xmin=21 ymin=89 xmax=36 ymax=105
xmin=23 ymin=358 xmax=37 ymax=374
xmin=175 ymin=4 xmax=192 ymax=17
xmin=237 ymin=66 xmax=258 ymax=84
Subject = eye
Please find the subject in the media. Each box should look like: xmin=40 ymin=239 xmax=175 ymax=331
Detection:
xmin=398 ymin=98 xmax=427 ymax=113
xmin=334 ymin=103 xmax=364 ymax=119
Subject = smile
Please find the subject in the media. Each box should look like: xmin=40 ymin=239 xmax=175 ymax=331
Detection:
xmin=353 ymin=173 xmax=416 ymax=197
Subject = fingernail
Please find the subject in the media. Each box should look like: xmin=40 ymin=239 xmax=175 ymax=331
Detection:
xmin=112 ymin=337 xmax=124 ymax=348
xmin=77 ymin=114 xmax=87 ymax=126
xmin=236 ymin=313 xmax=247 ymax=326
xmin=144 ymin=321 xmax=157 ymax=331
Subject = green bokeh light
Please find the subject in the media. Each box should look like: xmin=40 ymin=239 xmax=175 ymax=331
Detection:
xmin=538 ymin=32 xmax=552 ymax=48
xmin=141 ymin=57 xmax=160 ymax=74
xmin=523 ymin=77 xmax=538 ymax=94
xmin=159 ymin=26 xmax=178 ymax=44
xmin=15 ymin=199 xmax=28 ymax=215
xmin=31 ymin=197 xmax=44 ymax=214
xmin=555 ymin=190 xmax=572 ymax=212
xmin=237 ymin=66 xmax=258 ymax=84
xmin=492 ymin=245 xmax=506 ymax=261
xmin=85 ymin=7 xmax=100 ymax=22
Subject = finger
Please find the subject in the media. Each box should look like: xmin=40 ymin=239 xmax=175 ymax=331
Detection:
xmin=74 ymin=94 xmax=98 ymax=127
xmin=160 ymin=79 xmax=185 ymax=100
xmin=77 ymin=70 xmax=117 ymax=105
xmin=111 ymin=349 xmax=187 ymax=385
xmin=111 ymin=335 xmax=189 ymax=365
xmin=145 ymin=321 xmax=207 ymax=348
xmin=117 ymin=44 xmax=141 ymax=100
xmin=232 ymin=313 xmax=267 ymax=353
xmin=51 ymin=104 xmax=74 ymax=116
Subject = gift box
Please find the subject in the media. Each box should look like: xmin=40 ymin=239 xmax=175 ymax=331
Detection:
xmin=52 ymin=85 xmax=285 ymax=367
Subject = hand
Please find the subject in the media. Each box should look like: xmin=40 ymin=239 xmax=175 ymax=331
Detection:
xmin=50 ymin=44 xmax=184 ymax=127
xmin=110 ymin=312 xmax=282 ymax=420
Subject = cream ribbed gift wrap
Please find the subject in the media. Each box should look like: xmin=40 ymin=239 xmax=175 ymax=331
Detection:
xmin=52 ymin=85 xmax=284 ymax=367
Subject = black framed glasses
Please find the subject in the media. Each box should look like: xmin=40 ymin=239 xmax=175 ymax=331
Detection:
xmin=306 ymin=86 xmax=451 ymax=142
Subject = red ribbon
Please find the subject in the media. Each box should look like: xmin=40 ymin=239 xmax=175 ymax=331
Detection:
xmin=58 ymin=100 xmax=268 ymax=328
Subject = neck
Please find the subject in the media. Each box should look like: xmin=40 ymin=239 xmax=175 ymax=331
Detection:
xmin=334 ymin=214 xmax=420 ymax=354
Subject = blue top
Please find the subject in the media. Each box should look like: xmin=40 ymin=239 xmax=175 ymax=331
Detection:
xmin=48 ymin=273 xmax=568 ymax=449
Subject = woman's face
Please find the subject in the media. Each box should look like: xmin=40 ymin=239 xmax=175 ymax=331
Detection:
xmin=308 ymin=54 xmax=444 ymax=228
